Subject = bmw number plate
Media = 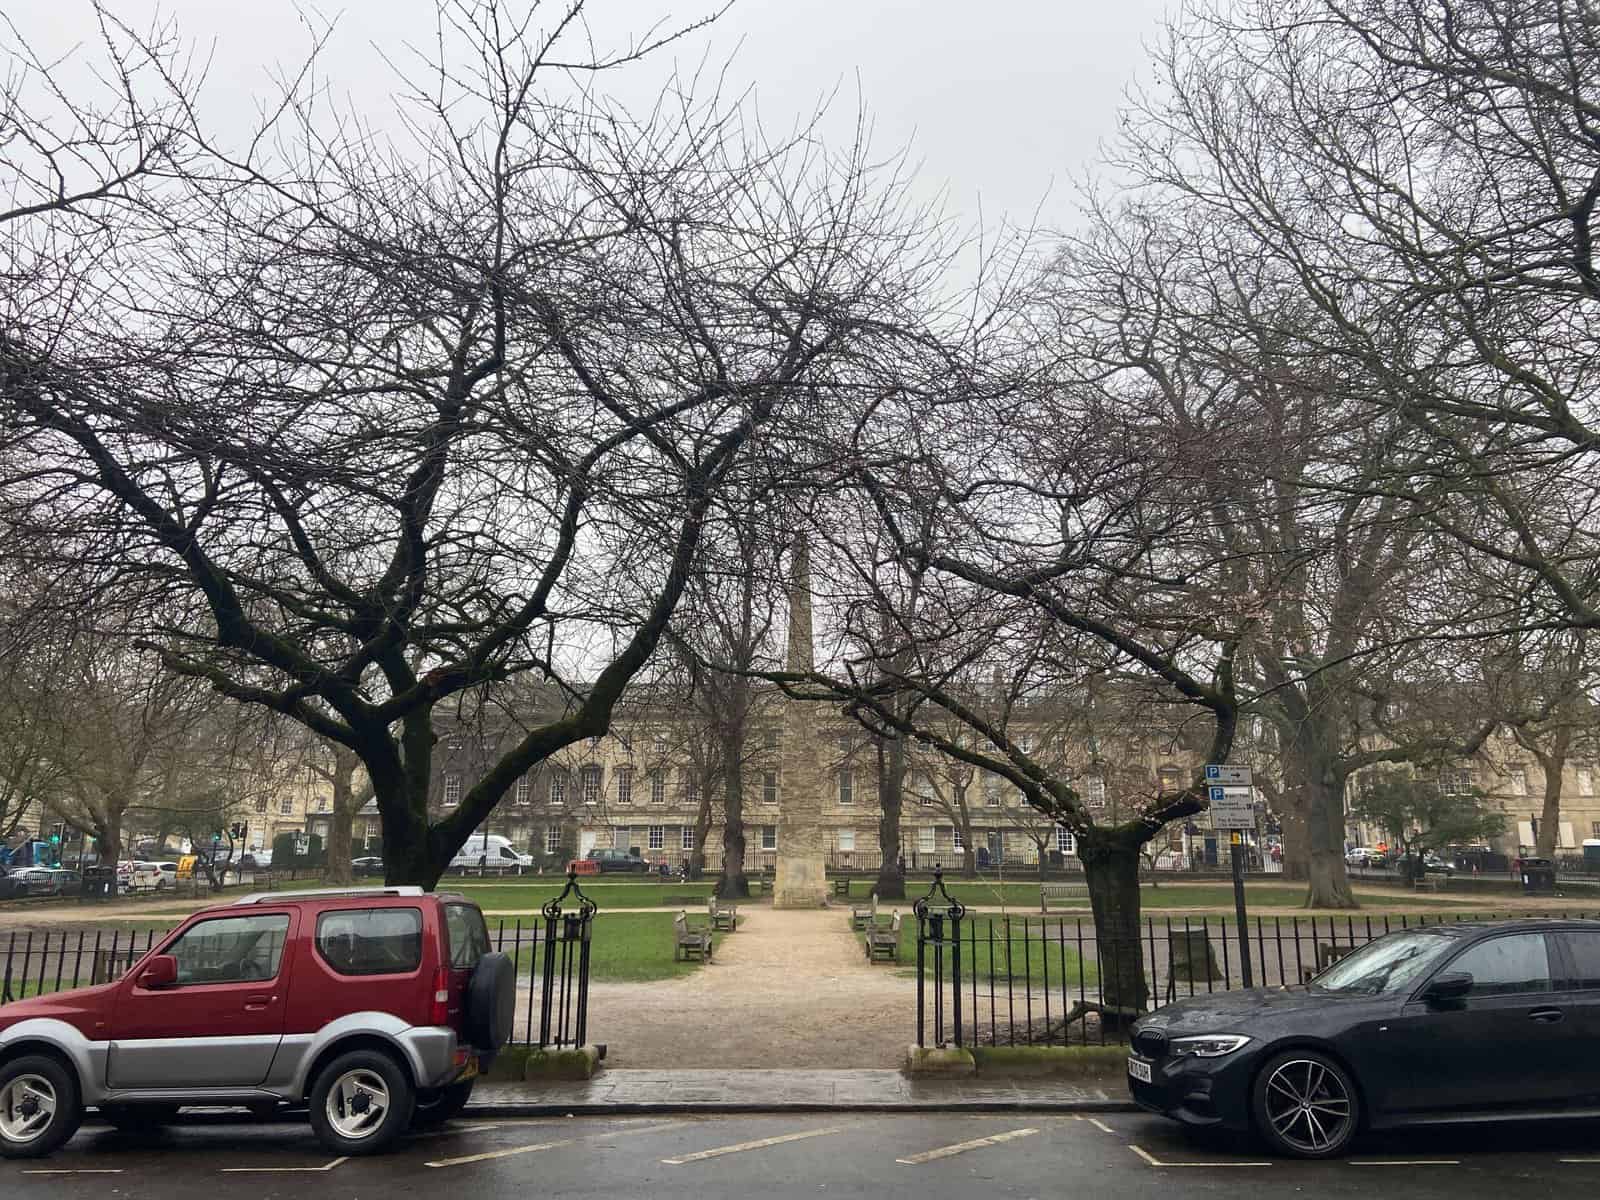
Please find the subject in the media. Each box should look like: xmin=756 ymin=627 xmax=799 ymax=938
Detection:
xmin=1127 ymin=1056 xmax=1153 ymax=1084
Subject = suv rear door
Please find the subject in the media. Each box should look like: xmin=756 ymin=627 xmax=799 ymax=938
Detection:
xmin=442 ymin=901 xmax=491 ymax=1035
xmin=109 ymin=909 xmax=296 ymax=1089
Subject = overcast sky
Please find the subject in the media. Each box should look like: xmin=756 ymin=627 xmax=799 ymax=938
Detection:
xmin=14 ymin=0 xmax=1178 ymax=234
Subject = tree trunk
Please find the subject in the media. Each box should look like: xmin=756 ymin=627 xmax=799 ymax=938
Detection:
xmin=323 ymin=749 xmax=359 ymax=886
xmin=1277 ymin=792 xmax=1310 ymax=882
xmin=690 ymin=788 xmax=714 ymax=879
xmin=98 ymin=811 xmax=122 ymax=871
xmin=1304 ymin=768 xmax=1358 ymax=908
xmin=1080 ymin=832 xmax=1147 ymax=1025
xmin=717 ymin=734 xmax=748 ymax=899
xmin=875 ymin=735 xmax=907 ymax=900
xmin=1533 ymin=742 xmax=1568 ymax=859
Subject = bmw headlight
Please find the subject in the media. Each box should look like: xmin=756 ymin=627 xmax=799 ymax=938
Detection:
xmin=1168 ymin=1034 xmax=1252 ymax=1058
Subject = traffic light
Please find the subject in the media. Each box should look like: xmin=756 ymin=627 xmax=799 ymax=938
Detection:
xmin=49 ymin=822 xmax=63 ymax=845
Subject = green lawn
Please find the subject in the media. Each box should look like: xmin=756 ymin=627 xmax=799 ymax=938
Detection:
xmin=901 ymin=880 xmax=1474 ymax=912
xmin=561 ymin=911 xmax=719 ymax=982
xmin=452 ymin=879 xmax=717 ymax=911
xmin=856 ymin=915 xmax=1099 ymax=986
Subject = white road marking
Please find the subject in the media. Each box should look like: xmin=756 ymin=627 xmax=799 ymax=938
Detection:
xmin=662 ymin=1125 xmax=846 ymax=1165
xmin=424 ymin=1119 xmax=692 ymax=1169
xmin=221 ymin=1157 xmax=348 ymax=1173
xmin=1350 ymin=1160 xmax=1460 ymax=1166
xmin=425 ymin=1138 xmax=576 ymax=1168
xmin=896 ymin=1127 xmax=1039 ymax=1164
xmin=22 ymin=1169 xmax=124 ymax=1175
xmin=1559 ymin=1158 xmax=1600 ymax=1164
xmin=1130 ymin=1144 xmax=1271 ymax=1168
xmin=1087 ymin=1118 xmax=1116 ymax=1134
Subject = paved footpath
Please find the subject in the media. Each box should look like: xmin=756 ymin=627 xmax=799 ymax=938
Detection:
xmin=582 ymin=905 xmax=919 ymax=1070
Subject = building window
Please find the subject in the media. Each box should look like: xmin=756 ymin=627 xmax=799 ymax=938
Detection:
xmin=1056 ymin=826 xmax=1075 ymax=855
xmin=764 ymin=728 xmax=779 ymax=750
xmin=761 ymin=825 xmax=777 ymax=850
xmin=317 ymin=796 xmax=331 ymax=813
xmin=1018 ymin=733 xmax=1034 ymax=754
xmin=838 ymin=829 xmax=855 ymax=852
xmin=918 ymin=827 xmax=936 ymax=853
xmin=255 ymin=797 xmax=268 ymax=815
xmin=681 ymin=826 xmax=695 ymax=851
xmin=984 ymin=777 xmax=1002 ymax=807
xmin=1085 ymin=775 xmax=1106 ymax=810
xmin=582 ymin=766 xmax=602 ymax=806
xmin=515 ymin=776 xmax=532 ymax=806
xmin=1593 ymin=821 xmax=1600 ymax=840
xmin=1158 ymin=767 xmax=1182 ymax=793
xmin=443 ymin=775 xmax=461 ymax=807
xmin=546 ymin=826 xmax=561 ymax=855
xmin=762 ymin=771 xmax=778 ymax=804
xmin=1442 ymin=768 xmax=1474 ymax=796
xmin=280 ymin=796 xmax=294 ymax=816
xmin=549 ymin=773 xmax=566 ymax=805
xmin=651 ymin=771 xmax=666 ymax=804
xmin=1508 ymin=767 xmax=1527 ymax=796
xmin=616 ymin=766 xmax=633 ymax=805
xmin=649 ymin=825 xmax=664 ymax=850
xmin=838 ymin=769 xmax=853 ymax=805
xmin=615 ymin=826 xmax=630 ymax=850
xmin=1580 ymin=768 xmax=1595 ymax=797
xmin=915 ymin=775 xmax=933 ymax=806
xmin=363 ymin=820 xmax=377 ymax=843
xmin=952 ymin=825 xmax=965 ymax=850
xmin=654 ymin=731 xmax=669 ymax=757
xmin=686 ymin=773 xmax=701 ymax=804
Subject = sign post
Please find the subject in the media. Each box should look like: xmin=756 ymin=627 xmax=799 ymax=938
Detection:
xmin=1207 ymin=766 xmax=1256 ymax=989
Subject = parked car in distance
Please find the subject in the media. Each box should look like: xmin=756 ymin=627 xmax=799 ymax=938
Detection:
xmin=570 ymin=848 xmax=650 ymax=874
xmin=0 ymin=885 xmax=514 ymax=1159
xmin=352 ymin=856 xmax=385 ymax=877
xmin=1344 ymin=847 xmax=1387 ymax=868
xmin=448 ymin=835 xmax=533 ymax=874
xmin=1128 ymin=919 xmax=1600 ymax=1158
xmin=0 ymin=867 xmax=22 ymax=901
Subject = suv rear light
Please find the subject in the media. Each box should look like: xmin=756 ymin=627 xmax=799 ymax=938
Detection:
xmin=429 ymin=966 xmax=450 ymax=1026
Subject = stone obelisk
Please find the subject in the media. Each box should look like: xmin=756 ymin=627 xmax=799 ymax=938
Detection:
xmin=773 ymin=537 xmax=828 ymax=908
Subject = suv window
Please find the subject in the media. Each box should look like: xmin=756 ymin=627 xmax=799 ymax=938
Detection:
xmin=1445 ymin=933 xmax=1553 ymax=996
xmin=1560 ymin=931 xmax=1600 ymax=989
xmin=316 ymin=907 xmax=423 ymax=976
xmin=445 ymin=902 xmax=491 ymax=969
xmin=166 ymin=913 xmax=289 ymax=984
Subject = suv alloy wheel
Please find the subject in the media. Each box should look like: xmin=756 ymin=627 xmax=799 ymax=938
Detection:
xmin=307 ymin=1049 xmax=415 ymax=1155
xmin=0 ymin=1055 xmax=83 ymax=1159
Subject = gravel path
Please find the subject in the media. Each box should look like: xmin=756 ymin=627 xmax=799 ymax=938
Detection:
xmin=582 ymin=904 xmax=919 ymax=1070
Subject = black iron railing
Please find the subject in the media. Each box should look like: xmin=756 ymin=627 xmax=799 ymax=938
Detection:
xmin=537 ymin=868 xmax=596 ymax=1049
xmin=914 ymin=866 xmax=967 ymax=1048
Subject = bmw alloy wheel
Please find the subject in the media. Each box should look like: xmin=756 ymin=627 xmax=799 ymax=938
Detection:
xmin=1261 ymin=1058 xmax=1353 ymax=1155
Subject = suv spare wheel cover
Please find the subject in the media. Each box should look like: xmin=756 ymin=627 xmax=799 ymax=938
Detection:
xmin=465 ymin=952 xmax=516 ymax=1050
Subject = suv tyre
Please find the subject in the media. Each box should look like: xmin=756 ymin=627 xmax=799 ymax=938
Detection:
xmin=0 ymin=1054 xmax=83 ymax=1159
xmin=465 ymin=952 xmax=516 ymax=1053
xmin=308 ymin=1049 xmax=414 ymax=1156
xmin=411 ymin=1079 xmax=475 ymax=1129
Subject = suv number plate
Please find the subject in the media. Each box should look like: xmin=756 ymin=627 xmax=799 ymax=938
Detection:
xmin=1127 ymin=1056 xmax=1153 ymax=1084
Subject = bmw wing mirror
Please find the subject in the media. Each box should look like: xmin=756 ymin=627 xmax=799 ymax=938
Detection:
xmin=1424 ymin=971 xmax=1473 ymax=1004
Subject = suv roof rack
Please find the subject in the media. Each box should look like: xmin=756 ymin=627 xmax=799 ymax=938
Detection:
xmin=231 ymin=886 xmax=426 ymax=906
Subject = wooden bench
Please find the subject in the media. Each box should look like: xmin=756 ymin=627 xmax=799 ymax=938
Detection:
xmin=849 ymin=893 xmax=878 ymax=932
xmin=1413 ymin=875 xmax=1444 ymax=893
xmin=708 ymin=896 xmax=739 ymax=931
xmin=1040 ymin=882 xmax=1090 ymax=911
xmin=673 ymin=911 xmax=714 ymax=961
xmin=865 ymin=912 xmax=902 ymax=962
xmin=833 ymin=876 xmax=852 ymax=896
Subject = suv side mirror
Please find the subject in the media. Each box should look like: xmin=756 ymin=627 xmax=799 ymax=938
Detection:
xmin=1424 ymin=971 xmax=1473 ymax=1003
xmin=138 ymin=954 xmax=179 ymax=990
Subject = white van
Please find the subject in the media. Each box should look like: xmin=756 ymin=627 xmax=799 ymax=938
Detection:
xmin=449 ymin=833 xmax=533 ymax=874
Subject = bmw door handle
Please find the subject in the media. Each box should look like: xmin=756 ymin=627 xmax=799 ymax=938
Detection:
xmin=1528 ymin=1007 xmax=1564 ymax=1023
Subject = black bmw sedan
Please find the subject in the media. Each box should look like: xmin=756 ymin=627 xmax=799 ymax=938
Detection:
xmin=1127 ymin=919 xmax=1600 ymax=1158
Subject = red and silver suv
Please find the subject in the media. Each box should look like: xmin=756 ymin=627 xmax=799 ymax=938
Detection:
xmin=0 ymin=886 xmax=514 ymax=1159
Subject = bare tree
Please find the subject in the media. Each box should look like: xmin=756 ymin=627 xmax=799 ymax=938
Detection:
xmin=0 ymin=3 xmax=941 ymax=886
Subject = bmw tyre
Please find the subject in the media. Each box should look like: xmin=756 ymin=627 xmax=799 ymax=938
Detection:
xmin=411 ymin=1079 xmax=475 ymax=1129
xmin=1251 ymin=1049 xmax=1360 ymax=1159
xmin=0 ymin=1055 xmax=83 ymax=1159
xmin=308 ymin=1050 xmax=415 ymax=1156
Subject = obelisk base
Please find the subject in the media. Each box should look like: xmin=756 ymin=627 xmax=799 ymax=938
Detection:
xmin=772 ymin=852 xmax=828 ymax=908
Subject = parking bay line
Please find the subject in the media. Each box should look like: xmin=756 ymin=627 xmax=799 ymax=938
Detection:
xmin=662 ymin=1125 xmax=847 ymax=1166
xmin=1350 ymin=1160 xmax=1460 ymax=1166
xmin=896 ymin=1127 xmax=1039 ymax=1165
xmin=426 ymin=1120 xmax=691 ymax=1169
xmin=1130 ymin=1144 xmax=1271 ymax=1168
xmin=221 ymin=1157 xmax=348 ymax=1173
xmin=22 ymin=1170 xmax=124 ymax=1175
